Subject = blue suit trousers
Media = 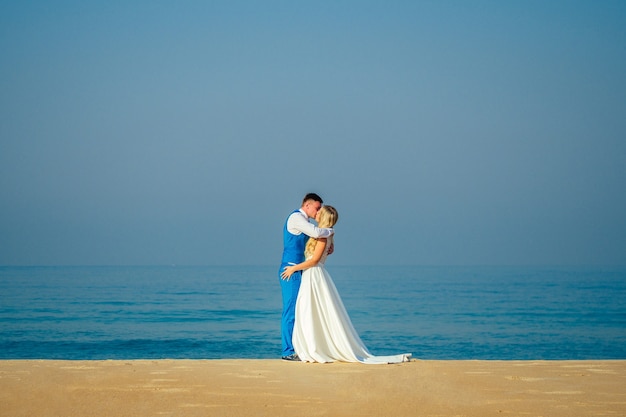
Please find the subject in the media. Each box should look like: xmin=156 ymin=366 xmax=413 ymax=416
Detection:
xmin=279 ymin=265 xmax=302 ymax=356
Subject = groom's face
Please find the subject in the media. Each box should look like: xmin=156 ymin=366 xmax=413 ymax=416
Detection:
xmin=303 ymin=200 xmax=322 ymax=219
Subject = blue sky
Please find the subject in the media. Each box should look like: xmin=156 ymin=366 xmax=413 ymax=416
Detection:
xmin=1 ymin=1 xmax=625 ymax=266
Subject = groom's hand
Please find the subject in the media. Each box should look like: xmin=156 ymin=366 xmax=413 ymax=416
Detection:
xmin=327 ymin=243 xmax=334 ymax=255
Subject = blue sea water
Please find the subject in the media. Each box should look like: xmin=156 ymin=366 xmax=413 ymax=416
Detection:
xmin=1 ymin=265 xmax=625 ymax=360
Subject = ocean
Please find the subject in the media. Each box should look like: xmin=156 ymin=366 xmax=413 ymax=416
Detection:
xmin=1 ymin=265 xmax=625 ymax=360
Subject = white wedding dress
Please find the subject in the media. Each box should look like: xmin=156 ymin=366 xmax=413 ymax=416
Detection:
xmin=293 ymin=237 xmax=412 ymax=364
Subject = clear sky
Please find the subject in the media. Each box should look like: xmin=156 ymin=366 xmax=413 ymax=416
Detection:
xmin=1 ymin=1 xmax=625 ymax=266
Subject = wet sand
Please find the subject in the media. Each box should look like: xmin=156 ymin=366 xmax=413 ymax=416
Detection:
xmin=1 ymin=359 xmax=625 ymax=416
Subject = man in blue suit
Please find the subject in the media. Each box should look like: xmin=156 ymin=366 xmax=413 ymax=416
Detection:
xmin=278 ymin=193 xmax=334 ymax=361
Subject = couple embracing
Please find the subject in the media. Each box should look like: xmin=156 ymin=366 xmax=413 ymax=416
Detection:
xmin=278 ymin=193 xmax=412 ymax=364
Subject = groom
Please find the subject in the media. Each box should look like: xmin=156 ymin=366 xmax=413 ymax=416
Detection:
xmin=278 ymin=193 xmax=334 ymax=361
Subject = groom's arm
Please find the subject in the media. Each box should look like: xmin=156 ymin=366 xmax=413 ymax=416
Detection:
xmin=287 ymin=212 xmax=334 ymax=238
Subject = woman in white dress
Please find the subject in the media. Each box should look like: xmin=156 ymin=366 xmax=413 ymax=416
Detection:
xmin=281 ymin=206 xmax=411 ymax=364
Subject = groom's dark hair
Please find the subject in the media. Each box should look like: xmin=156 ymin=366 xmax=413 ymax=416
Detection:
xmin=302 ymin=193 xmax=323 ymax=205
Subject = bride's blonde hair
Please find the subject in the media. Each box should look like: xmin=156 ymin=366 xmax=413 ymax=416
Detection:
xmin=305 ymin=205 xmax=338 ymax=257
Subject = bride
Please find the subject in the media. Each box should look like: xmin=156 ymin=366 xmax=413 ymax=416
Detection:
xmin=281 ymin=205 xmax=411 ymax=364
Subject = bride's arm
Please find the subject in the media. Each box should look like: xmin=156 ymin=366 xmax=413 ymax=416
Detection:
xmin=280 ymin=238 xmax=327 ymax=281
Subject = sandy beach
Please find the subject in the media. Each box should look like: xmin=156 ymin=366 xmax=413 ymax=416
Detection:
xmin=1 ymin=359 xmax=624 ymax=416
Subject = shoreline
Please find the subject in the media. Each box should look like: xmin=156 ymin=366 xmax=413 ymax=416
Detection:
xmin=1 ymin=359 xmax=625 ymax=416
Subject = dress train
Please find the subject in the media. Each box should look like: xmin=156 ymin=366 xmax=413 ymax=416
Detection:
xmin=292 ymin=249 xmax=411 ymax=364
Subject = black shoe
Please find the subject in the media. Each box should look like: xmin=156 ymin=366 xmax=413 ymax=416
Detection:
xmin=281 ymin=353 xmax=301 ymax=361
